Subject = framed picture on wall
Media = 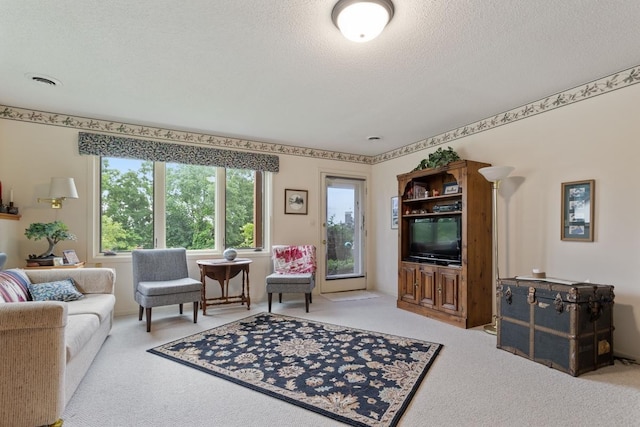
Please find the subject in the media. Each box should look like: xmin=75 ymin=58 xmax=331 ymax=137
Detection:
xmin=285 ymin=189 xmax=308 ymax=214
xmin=561 ymin=179 xmax=595 ymax=241
xmin=391 ymin=196 xmax=398 ymax=229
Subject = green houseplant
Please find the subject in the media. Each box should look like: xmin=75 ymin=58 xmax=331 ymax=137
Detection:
xmin=413 ymin=146 xmax=462 ymax=171
xmin=24 ymin=220 xmax=76 ymax=262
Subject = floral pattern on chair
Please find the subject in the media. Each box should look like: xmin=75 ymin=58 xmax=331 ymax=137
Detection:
xmin=272 ymin=245 xmax=316 ymax=274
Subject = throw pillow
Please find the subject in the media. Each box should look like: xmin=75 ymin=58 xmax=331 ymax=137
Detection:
xmin=28 ymin=278 xmax=84 ymax=302
xmin=0 ymin=269 xmax=32 ymax=303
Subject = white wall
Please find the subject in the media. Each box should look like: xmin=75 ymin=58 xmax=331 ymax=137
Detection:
xmin=0 ymin=121 xmax=88 ymax=267
xmin=371 ymin=83 xmax=640 ymax=359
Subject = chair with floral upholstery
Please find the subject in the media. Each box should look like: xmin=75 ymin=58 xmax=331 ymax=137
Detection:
xmin=265 ymin=245 xmax=316 ymax=312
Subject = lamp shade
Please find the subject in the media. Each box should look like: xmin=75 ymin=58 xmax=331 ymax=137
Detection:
xmin=478 ymin=166 xmax=514 ymax=182
xmin=49 ymin=177 xmax=78 ymax=199
xmin=332 ymin=0 xmax=394 ymax=43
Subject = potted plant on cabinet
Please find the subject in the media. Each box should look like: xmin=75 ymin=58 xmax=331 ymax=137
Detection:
xmin=24 ymin=220 xmax=76 ymax=266
xmin=412 ymin=146 xmax=462 ymax=171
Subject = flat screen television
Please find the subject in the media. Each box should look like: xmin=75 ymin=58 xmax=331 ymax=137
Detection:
xmin=407 ymin=215 xmax=461 ymax=264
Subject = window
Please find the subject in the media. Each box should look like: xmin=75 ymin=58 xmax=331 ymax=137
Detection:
xmin=100 ymin=157 xmax=265 ymax=253
xmin=225 ymin=168 xmax=263 ymax=249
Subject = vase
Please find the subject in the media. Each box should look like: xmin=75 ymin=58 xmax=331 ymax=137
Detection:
xmin=223 ymin=248 xmax=237 ymax=261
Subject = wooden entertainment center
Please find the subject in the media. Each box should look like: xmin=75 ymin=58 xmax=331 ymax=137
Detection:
xmin=397 ymin=160 xmax=493 ymax=328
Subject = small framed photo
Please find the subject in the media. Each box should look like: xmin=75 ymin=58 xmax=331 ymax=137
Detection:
xmin=62 ymin=249 xmax=80 ymax=265
xmin=391 ymin=196 xmax=398 ymax=229
xmin=285 ymin=189 xmax=308 ymax=215
xmin=443 ymin=182 xmax=460 ymax=195
xmin=561 ymin=179 xmax=594 ymax=241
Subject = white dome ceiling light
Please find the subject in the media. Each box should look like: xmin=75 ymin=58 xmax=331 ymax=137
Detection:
xmin=331 ymin=0 xmax=394 ymax=43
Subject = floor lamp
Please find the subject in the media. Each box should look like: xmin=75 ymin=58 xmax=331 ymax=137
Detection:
xmin=479 ymin=166 xmax=514 ymax=335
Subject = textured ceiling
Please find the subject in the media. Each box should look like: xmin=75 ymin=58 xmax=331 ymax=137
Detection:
xmin=1 ymin=1 xmax=640 ymax=156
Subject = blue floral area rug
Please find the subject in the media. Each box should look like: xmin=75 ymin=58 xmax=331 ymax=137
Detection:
xmin=148 ymin=312 xmax=442 ymax=427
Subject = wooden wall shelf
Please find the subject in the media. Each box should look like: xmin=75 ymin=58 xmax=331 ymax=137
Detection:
xmin=24 ymin=262 xmax=85 ymax=270
xmin=0 ymin=213 xmax=21 ymax=220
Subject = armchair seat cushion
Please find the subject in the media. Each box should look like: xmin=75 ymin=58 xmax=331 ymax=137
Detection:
xmin=138 ymin=278 xmax=202 ymax=296
xmin=266 ymin=272 xmax=313 ymax=285
xmin=266 ymin=283 xmax=315 ymax=294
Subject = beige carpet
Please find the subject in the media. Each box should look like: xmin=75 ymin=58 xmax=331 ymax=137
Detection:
xmin=62 ymin=293 xmax=640 ymax=426
xmin=321 ymin=290 xmax=380 ymax=302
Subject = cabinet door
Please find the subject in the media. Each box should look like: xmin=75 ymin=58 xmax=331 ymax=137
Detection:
xmin=418 ymin=265 xmax=437 ymax=308
xmin=399 ymin=263 xmax=419 ymax=304
xmin=438 ymin=269 xmax=461 ymax=315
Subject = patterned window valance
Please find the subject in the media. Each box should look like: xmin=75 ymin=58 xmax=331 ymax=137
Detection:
xmin=78 ymin=132 xmax=279 ymax=172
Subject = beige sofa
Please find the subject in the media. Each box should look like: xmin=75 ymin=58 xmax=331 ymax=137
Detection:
xmin=0 ymin=268 xmax=116 ymax=427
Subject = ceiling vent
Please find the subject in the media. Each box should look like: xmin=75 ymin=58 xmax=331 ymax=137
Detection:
xmin=25 ymin=73 xmax=62 ymax=86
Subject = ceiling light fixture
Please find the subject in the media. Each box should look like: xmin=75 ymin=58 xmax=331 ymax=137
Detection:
xmin=332 ymin=0 xmax=394 ymax=43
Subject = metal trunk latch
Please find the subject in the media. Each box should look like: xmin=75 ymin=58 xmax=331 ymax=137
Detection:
xmin=527 ymin=287 xmax=536 ymax=305
xmin=566 ymin=288 xmax=578 ymax=303
xmin=505 ymin=287 xmax=512 ymax=305
xmin=554 ymin=293 xmax=564 ymax=314
xmin=589 ymin=295 xmax=603 ymax=322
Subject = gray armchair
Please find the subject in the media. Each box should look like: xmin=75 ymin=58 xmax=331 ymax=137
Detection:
xmin=132 ymin=248 xmax=202 ymax=332
xmin=265 ymin=245 xmax=316 ymax=313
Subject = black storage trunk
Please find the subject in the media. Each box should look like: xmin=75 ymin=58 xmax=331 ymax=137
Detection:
xmin=497 ymin=277 xmax=614 ymax=376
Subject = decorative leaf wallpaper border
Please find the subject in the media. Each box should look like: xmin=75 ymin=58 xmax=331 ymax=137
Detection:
xmin=372 ymin=66 xmax=640 ymax=164
xmin=1 ymin=65 xmax=638 ymax=165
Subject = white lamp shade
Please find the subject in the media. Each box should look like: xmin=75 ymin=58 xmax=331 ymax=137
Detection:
xmin=478 ymin=166 xmax=515 ymax=182
xmin=49 ymin=177 xmax=78 ymax=199
xmin=332 ymin=0 xmax=394 ymax=43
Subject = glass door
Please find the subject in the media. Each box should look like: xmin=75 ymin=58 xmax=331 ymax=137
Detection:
xmin=320 ymin=175 xmax=366 ymax=293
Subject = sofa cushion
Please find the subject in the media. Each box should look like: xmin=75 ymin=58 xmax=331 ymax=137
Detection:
xmin=0 ymin=269 xmax=32 ymax=302
xmin=65 ymin=313 xmax=100 ymax=361
xmin=66 ymin=294 xmax=116 ymax=323
xmin=28 ymin=279 xmax=84 ymax=302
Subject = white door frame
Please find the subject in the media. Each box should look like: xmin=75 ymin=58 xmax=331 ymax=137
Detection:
xmin=318 ymin=169 xmax=369 ymax=294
